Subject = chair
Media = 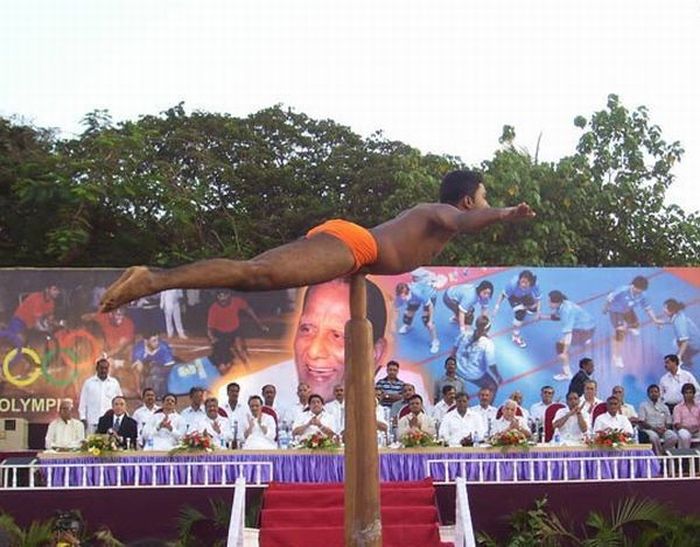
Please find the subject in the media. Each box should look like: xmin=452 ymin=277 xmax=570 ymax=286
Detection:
xmin=261 ymin=406 xmax=279 ymax=441
xmin=543 ymin=403 xmax=566 ymax=443
xmin=398 ymin=404 xmax=411 ymax=419
xmin=591 ymin=402 xmax=608 ymax=428
xmin=495 ymin=405 xmax=523 ymax=420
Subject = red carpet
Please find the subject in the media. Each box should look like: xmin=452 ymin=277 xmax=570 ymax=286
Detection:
xmin=259 ymin=479 xmax=452 ymax=547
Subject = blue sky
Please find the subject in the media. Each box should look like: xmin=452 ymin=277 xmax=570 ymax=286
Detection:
xmin=2 ymin=0 xmax=699 ymax=212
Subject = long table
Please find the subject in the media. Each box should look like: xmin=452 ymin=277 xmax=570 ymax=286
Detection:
xmin=37 ymin=445 xmax=659 ymax=486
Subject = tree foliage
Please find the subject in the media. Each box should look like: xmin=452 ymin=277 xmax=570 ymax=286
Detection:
xmin=0 ymin=96 xmax=697 ymax=267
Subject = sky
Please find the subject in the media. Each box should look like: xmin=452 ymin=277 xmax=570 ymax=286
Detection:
xmin=2 ymin=0 xmax=699 ymax=213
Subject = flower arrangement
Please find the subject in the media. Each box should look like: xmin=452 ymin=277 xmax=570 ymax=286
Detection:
xmin=170 ymin=431 xmax=215 ymax=455
xmin=300 ymin=432 xmax=340 ymax=450
xmin=489 ymin=429 xmax=530 ymax=451
xmin=586 ymin=428 xmax=631 ymax=449
xmin=400 ymin=429 xmax=441 ymax=448
xmin=81 ymin=434 xmax=119 ymax=456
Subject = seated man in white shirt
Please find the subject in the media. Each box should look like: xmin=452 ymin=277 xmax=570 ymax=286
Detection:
xmin=292 ymin=393 xmax=338 ymax=441
xmin=508 ymin=390 xmax=531 ymax=424
xmin=611 ymin=385 xmax=638 ymax=425
xmin=471 ymin=387 xmax=498 ymax=435
xmin=180 ymin=386 xmax=206 ymax=434
xmin=397 ymin=395 xmax=437 ymax=440
xmin=242 ymin=395 xmax=278 ymax=449
xmin=325 ymin=384 xmax=346 ymax=432
xmin=593 ymin=396 xmax=634 ymax=436
xmin=131 ymin=387 xmax=161 ymax=447
xmin=142 ymin=393 xmax=186 ymax=450
xmin=432 ymin=385 xmax=457 ymax=425
xmin=221 ymin=382 xmax=248 ymax=440
xmin=491 ymin=399 xmax=531 ymax=439
xmin=195 ymin=397 xmax=233 ymax=449
xmin=284 ymin=382 xmax=312 ymax=427
xmin=551 ymin=391 xmax=588 ymax=444
xmin=529 ymin=385 xmax=555 ymax=425
xmin=45 ymin=399 xmax=85 ymax=450
xmin=580 ymin=380 xmax=603 ymax=427
xmin=439 ymin=392 xmax=486 ymax=447
xmin=638 ymin=384 xmax=678 ymax=454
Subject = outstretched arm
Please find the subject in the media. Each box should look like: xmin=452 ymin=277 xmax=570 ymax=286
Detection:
xmin=454 ymin=203 xmax=535 ymax=234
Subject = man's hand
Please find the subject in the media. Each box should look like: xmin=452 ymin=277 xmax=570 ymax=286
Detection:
xmin=460 ymin=434 xmax=473 ymax=447
xmin=504 ymin=202 xmax=536 ymax=222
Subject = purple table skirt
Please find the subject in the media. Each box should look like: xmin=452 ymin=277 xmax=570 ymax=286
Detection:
xmin=38 ymin=448 xmax=659 ymax=486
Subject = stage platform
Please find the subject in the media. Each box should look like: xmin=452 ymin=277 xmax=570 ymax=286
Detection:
xmin=36 ymin=444 xmax=658 ymax=485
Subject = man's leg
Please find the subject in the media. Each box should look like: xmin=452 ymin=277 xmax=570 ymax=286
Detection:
xmin=644 ymin=429 xmax=662 ymax=454
xmin=232 ymin=335 xmax=249 ymax=365
xmin=662 ymin=429 xmax=679 ymax=452
xmin=101 ymin=234 xmax=357 ymax=311
xmin=164 ymin=308 xmax=174 ymax=338
xmin=677 ymin=428 xmax=691 ymax=449
xmin=173 ymin=305 xmax=186 ymax=338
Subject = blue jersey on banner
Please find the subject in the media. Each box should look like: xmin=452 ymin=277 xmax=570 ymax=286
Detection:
xmin=407 ymin=281 xmax=437 ymax=307
xmin=503 ymin=275 xmax=541 ymax=300
xmin=453 ymin=331 xmax=496 ymax=381
xmin=445 ymin=284 xmax=490 ymax=311
xmin=168 ymin=357 xmax=221 ymax=394
xmin=554 ymin=300 xmax=595 ymax=334
xmin=607 ymin=285 xmax=650 ymax=313
xmin=672 ymin=311 xmax=700 ymax=350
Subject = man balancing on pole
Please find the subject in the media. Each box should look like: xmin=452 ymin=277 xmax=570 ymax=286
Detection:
xmin=100 ymin=170 xmax=535 ymax=312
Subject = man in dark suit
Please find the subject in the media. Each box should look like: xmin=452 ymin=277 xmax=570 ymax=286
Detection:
xmin=568 ymin=357 xmax=595 ymax=396
xmin=97 ymin=395 xmax=138 ymax=449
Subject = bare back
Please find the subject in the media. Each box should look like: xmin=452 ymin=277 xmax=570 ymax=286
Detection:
xmin=368 ymin=203 xmax=462 ymax=275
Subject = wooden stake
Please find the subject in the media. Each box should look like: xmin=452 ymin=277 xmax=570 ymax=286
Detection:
xmin=344 ymin=274 xmax=382 ymax=546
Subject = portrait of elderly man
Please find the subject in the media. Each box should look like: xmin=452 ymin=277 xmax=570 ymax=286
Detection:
xmin=438 ymin=392 xmax=486 ymax=447
xmin=227 ymin=277 xmax=428 ymax=410
xmin=491 ymin=399 xmax=531 ymax=439
xmin=292 ymin=394 xmax=338 ymax=441
xmin=551 ymin=391 xmax=588 ymax=444
xmin=45 ymin=399 xmax=85 ymax=450
xmin=397 ymin=395 xmax=436 ymax=440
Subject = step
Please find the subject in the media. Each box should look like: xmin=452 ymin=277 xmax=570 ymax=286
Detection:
xmin=262 ymin=487 xmax=435 ymax=509
xmin=259 ymin=523 xmax=443 ymax=547
xmin=260 ymin=505 xmax=438 ymax=528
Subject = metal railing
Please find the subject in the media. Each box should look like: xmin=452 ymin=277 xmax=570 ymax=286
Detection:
xmin=0 ymin=459 xmax=273 ymax=490
xmin=426 ymin=452 xmax=700 ymax=484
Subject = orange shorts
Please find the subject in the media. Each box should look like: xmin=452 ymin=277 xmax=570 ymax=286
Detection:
xmin=306 ymin=219 xmax=379 ymax=272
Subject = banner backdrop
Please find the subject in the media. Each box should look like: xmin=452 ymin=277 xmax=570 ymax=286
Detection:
xmin=0 ymin=267 xmax=698 ymax=423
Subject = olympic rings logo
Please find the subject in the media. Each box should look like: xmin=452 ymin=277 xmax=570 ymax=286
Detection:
xmin=1 ymin=330 xmax=101 ymax=388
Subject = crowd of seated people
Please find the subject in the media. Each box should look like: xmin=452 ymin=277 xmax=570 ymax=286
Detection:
xmin=46 ymin=353 xmax=700 ymax=454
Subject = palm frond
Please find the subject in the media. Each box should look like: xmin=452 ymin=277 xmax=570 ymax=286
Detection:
xmin=21 ymin=520 xmax=55 ymax=547
xmin=208 ymin=498 xmax=231 ymax=529
xmin=607 ymin=497 xmax=666 ymax=534
xmin=0 ymin=512 xmax=23 ymax=546
xmin=175 ymin=505 xmax=206 ymax=546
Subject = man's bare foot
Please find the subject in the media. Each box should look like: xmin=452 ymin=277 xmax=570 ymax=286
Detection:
xmin=100 ymin=266 xmax=155 ymax=312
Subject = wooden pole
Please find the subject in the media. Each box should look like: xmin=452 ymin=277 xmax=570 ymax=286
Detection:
xmin=344 ymin=274 xmax=382 ymax=546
